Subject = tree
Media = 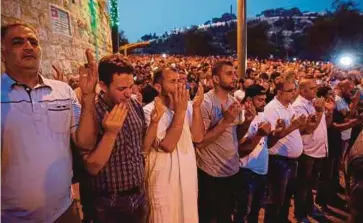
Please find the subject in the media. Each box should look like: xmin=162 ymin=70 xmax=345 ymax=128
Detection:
xmin=226 ymin=21 xmax=273 ymax=58
xmin=304 ymin=0 xmax=363 ymax=60
xmin=184 ymin=28 xmax=214 ymax=56
xmin=119 ymin=30 xmax=129 ymax=47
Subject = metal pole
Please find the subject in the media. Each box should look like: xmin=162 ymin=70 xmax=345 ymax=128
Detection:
xmin=111 ymin=26 xmax=119 ymax=53
xmin=237 ymin=0 xmax=247 ymax=78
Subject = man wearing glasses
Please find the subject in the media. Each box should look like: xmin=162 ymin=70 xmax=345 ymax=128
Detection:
xmin=263 ymin=73 xmax=306 ymax=223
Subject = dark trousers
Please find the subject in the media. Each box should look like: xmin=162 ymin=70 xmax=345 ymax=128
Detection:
xmin=54 ymin=202 xmax=81 ymax=223
xmin=264 ymin=155 xmax=298 ymax=223
xmin=198 ymin=168 xmax=238 ymax=223
xmin=315 ymin=156 xmax=337 ymax=206
xmin=90 ymin=191 xmax=147 ymax=223
xmin=294 ymin=154 xmax=325 ymax=218
xmin=235 ymin=168 xmax=267 ymax=223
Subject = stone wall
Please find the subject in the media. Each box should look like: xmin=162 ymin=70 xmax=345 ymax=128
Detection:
xmin=1 ymin=0 xmax=112 ymax=78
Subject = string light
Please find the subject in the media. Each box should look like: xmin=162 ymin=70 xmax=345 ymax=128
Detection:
xmin=110 ymin=0 xmax=119 ymax=27
xmin=88 ymin=0 xmax=99 ymax=59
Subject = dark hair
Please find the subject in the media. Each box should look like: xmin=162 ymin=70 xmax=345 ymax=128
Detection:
xmin=270 ymin=71 xmax=281 ymax=81
xmin=212 ymin=61 xmax=233 ymax=76
xmin=1 ymin=22 xmax=37 ymax=39
xmin=98 ymin=54 xmax=134 ymax=86
xmin=317 ymin=86 xmax=332 ymax=98
xmin=275 ymin=73 xmax=295 ymax=92
xmin=153 ymin=68 xmax=164 ymax=84
xmin=152 ymin=67 xmax=177 ymax=85
xmin=259 ymin=72 xmax=269 ymax=81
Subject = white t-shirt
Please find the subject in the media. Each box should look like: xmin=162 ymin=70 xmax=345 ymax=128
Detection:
xmin=264 ymin=97 xmax=303 ymax=158
xmin=239 ymin=113 xmax=269 ymax=175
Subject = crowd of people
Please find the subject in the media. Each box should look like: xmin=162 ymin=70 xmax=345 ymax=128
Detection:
xmin=2 ymin=22 xmax=363 ymax=223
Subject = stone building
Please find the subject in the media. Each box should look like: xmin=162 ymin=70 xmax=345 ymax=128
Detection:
xmin=1 ymin=0 xmax=113 ymax=78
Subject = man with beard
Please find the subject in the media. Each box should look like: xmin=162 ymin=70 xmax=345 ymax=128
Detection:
xmin=335 ymin=80 xmax=360 ymax=158
xmin=196 ymin=61 xmax=252 ymax=223
xmin=143 ymin=67 xmax=204 ymax=223
xmin=234 ymin=84 xmax=272 ymax=223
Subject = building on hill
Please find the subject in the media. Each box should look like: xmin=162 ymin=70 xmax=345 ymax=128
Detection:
xmin=1 ymin=0 xmax=112 ymax=77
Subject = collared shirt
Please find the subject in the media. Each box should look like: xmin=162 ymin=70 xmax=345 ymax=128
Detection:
xmin=239 ymin=113 xmax=269 ymax=175
xmin=292 ymin=95 xmax=328 ymax=158
xmin=84 ymin=92 xmax=145 ymax=195
xmin=1 ymin=73 xmax=80 ymax=223
xmin=197 ymin=89 xmax=242 ymax=177
xmin=264 ymin=97 xmax=303 ymax=158
xmin=335 ymin=95 xmax=352 ymax=140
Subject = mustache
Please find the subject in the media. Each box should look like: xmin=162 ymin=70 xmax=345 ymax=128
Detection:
xmin=22 ymin=50 xmax=36 ymax=59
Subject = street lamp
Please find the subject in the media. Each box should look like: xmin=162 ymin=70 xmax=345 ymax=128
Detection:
xmin=339 ymin=56 xmax=353 ymax=67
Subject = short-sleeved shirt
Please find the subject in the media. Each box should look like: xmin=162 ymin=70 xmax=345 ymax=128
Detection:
xmin=264 ymin=97 xmax=303 ymax=158
xmin=292 ymin=95 xmax=328 ymax=158
xmin=1 ymin=73 xmax=80 ymax=222
xmin=335 ymin=95 xmax=352 ymax=140
xmin=239 ymin=113 xmax=269 ymax=175
xmin=82 ymin=92 xmax=146 ymax=195
xmin=197 ymin=89 xmax=242 ymax=177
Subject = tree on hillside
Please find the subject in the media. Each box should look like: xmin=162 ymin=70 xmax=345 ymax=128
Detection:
xmin=304 ymin=0 xmax=363 ymax=60
xmin=226 ymin=21 xmax=273 ymax=58
xmin=184 ymin=27 xmax=214 ymax=56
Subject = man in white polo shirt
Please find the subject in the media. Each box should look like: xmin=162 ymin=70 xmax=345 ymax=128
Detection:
xmin=263 ymin=73 xmax=306 ymax=223
xmin=1 ymin=22 xmax=98 ymax=223
xmin=292 ymin=79 xmax=328 ymax=221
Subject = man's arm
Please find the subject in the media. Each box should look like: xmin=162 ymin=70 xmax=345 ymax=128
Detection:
xmin=158 ymin=85 xmax=189 ymax=153
xmin=191 ymin=83 xmax=205 ymax=143
xmin=239 ymin=135 xmax=263 ymax=158
xmin=74 ymin=94 xmax=97 ymax=150
xmin=83 ymin=104 xmax=128 ymax=175
xmin=302 ymin=112 xmax=323 ymax=135
xmin=143 ymin=98 xmax=165 ymax=154
xmin=83 ymin=132 xmax=118 ymax=176
xmin=196 ymin=102 xmax=241 ymax=149
xmin=158 ymin=111 xmax=186 ymax=153
xmin=267 ymin=117 xmax=302 ymax=148
xmin=72 ymin=49 xmax=99 ymax=150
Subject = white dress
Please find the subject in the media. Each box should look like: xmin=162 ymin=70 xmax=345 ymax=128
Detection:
xmin=143 ymin=102 xmax=199 ymax=223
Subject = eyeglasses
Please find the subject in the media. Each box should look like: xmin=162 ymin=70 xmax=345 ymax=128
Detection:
xmin=283 ymin=88 xmax=296 ymax=93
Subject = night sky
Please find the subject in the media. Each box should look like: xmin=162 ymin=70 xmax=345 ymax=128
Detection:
xmin=118 ymin=0 xmax=362 ymax=42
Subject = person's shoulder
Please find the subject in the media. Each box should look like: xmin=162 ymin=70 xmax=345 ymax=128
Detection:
xmin=143 ymin=101 xmax=155 ymax=113
xmin=264 ymin=98 xmax=276 ymax=110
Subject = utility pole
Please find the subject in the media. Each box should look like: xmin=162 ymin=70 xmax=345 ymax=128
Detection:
xmin=237 ymin=0 xmax=247 ymax=77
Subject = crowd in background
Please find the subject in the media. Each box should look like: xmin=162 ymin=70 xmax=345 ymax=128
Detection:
xmin=2 ymin=22 xmax=363 ymax=223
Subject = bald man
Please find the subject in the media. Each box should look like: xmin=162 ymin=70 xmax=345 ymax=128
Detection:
xmin=292 ymin=79 xmax=329 ymax=220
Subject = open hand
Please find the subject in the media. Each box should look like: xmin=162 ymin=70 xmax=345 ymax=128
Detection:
xmin=102 ymin=103 xmax=129 ymax=134
xmin=222 ymin=101 xmax=242 ymax=123
xmin=193 ymin=82 xmax=204 ymax=107
xmin=150 ymin=97 xmax=166 ymax=123
xmin=79 ymin=49 xmax=98 ymax=95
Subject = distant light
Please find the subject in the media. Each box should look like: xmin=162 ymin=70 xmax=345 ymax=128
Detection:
xmin=293 ymin=57 xmax=297 ymax=61
xmin=162 ymin=53 xmax=167 ymax=58
xmin=339 ymin=56 xmax=353 ymax=66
